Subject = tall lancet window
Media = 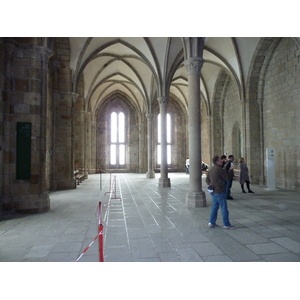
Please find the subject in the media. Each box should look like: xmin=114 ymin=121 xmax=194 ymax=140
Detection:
xmin=157 ymin=113 xmax=171 ymax=165
xmin=110 ymin=111 xmax=125 ymax=167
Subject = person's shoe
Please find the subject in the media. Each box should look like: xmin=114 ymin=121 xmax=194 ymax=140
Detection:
xmin=242 ymin=190 xmax=246 ymax=193
xmin=227 ymin=196 xmax=234 ymax=200
xmin=223 ymin=225 xmax=235 ymax=229
xmin=248 ymin=190 xmax=254 ymax=193
xmin=208 ymin=223 xmax=219 ymax=228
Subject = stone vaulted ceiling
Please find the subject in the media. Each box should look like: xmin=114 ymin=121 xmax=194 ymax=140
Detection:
xmin=69 ymin=37 xmax=261 ymax=115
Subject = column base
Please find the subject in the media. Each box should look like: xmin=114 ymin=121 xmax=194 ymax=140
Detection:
xmin=185 ymin=191 xmax=207 ymax=207
xmin=55 ymin=179 xmax=77 ymax=190
xmin=146 ymin=171 xmax=155 ymax=179
xmin=159 ymin=177 xmax=171 ymax=187
xmin=15 ymin=193 xmax=50 ymax=214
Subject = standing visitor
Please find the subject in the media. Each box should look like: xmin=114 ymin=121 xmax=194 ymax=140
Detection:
xmin=185 ymin=157 xmax=190 ymax=174
xmin=238 ymin=157 xmax=254 ymax=193
xmin=225 ymin=155 xmax=235 ymax=200
xmin=206 ymin=156 xmax=235 ymax=229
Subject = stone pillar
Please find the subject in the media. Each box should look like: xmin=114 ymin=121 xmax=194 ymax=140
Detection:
xmin=1 ymin=41 xmax=52 ymax=213
xmin=1 ymin=42 xmax=16 ymax=210
xmin=243 ymin=97 xmax=262 ymax=185
xmin=0 ymin=39 xmax=4 ymax=214
xmin=240 ymin=99 xmax=247 ymax=158
xmin=38 ymin=47 xmax=52 ymax=196
xmin=146 ymin=113 xmax=155 ymax=178
xmin=88 ymin=118 xmax=97 ymax=175
xmin=158 ymin=97 xmax=170 ymax=187
xmin=257 ymin=98 xmax=265 ymax=184
xmin=74 ymin=96 xmax=85 ymax=175
xmin=52 ymin=87 xmax=77 ymax=190
xmin=184 ymin=57 xmax=206 ymax=207
xmin=84 ymin=111 xmax=95 ymax=175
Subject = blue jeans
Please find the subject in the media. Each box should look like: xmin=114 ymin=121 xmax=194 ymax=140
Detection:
xmin=209 ymin=192 xmax=231 ymax=226
xmin=225 ymin=180 xmax=233 ymax=198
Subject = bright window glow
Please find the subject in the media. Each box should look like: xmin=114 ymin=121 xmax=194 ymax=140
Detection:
xmin=110 ymin=112 xmax=125 ymax=166
xmin=118 ymin=112 xmax=125 ymax=143
xmin=110 ymin=144 xmax=116 ymax=165
xmin=157 ymin=113 xmax=171 ymax=165
xmin=111 ymin=112 xmax=117 ymax=143
xmin=167 ymin=145 xmax=171 ymax=164
xmin=157 ymin=114 xmax=161 ymax=143
xmin=157 ymin=145 xmax=161 ymax=164
xmin=167 ymin=114 xmax=171 ymax=143
xmin=119 ymin=144 xmax=125 ymax=165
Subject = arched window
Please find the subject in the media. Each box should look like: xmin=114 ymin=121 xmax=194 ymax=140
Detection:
xmin=157 ymin=113 xmax=171 ymax=165
xmin=110 ymin=111 xmax=125 ymax=168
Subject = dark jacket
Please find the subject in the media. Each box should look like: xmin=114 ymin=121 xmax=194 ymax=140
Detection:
xmin=206 ymin=164 xmax=228 ymax=193
xmin=225 ymin=160 xmax=234 ymax=180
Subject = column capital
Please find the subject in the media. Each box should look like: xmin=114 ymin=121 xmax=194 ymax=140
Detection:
xmin=4 ymin=42 xmax=16 ymax=57
xmin=157 ymin=96 xmax=168 ymax=106
xmin=37 ymin=46 xmax=53 ymax=59
xmin=184 ymin=57 xmax=204 ymax=76
xmin=257 ymin=98 xmax=264 ymax=104
xmin=146 ymin=113 xmax=153 ymax=119
xmin=71 ymin=93 xmax=80 ymax=104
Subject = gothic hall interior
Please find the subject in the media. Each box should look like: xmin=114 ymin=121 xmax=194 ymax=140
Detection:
xmin=1 ymin=37 xmax=300 ymax=214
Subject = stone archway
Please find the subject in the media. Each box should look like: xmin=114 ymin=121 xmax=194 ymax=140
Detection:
xmin=96 ymin=92 xmax=142 ymax=173
xmin=245 ymin=37 xmax=283 ymax=185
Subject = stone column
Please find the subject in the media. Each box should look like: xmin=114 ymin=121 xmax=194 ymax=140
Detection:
xmin=89 ymin=118 xmax=97 ymax=175
xmin=257 ymin=98 xmax=265 ymax=184
xmin=158 ymin=97 xmax=170 ymax=187
xmin=1 ymin=42 xmax=16 ymax=210
xmin=84 ymin=111 xmax=95 ymax=175
xmin=184 ymin=57 xmax=206 ymax=207
xmin=240 ymin=99 xmax=247 ymax=158
xmin=3 ymin=42 xmax=53 ymax=213
xmin=38 ymin=47 xmax=53 ymax=195
xmin=52 ymin=87 xmax=77 ymax=190
xmin=146 ymin=113 xmax=155 ymax=178
xmin=73 ymin=95 xmax=85 ymax=175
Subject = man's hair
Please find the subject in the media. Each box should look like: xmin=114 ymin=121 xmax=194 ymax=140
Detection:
xmin=220 ymin=155 xmax=227 ymax=160
xmin=229 ymin=155 xmax=234 ymax=159
xmin=213 ymin=156 xmax=220 ymax=164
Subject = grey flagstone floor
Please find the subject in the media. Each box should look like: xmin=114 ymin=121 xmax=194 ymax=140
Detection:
xmin=1 ymin=172 xmax=300 ymax=262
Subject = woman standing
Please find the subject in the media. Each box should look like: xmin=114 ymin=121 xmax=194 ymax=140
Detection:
xmin=238 ymin=157 xmax=254 ymax=193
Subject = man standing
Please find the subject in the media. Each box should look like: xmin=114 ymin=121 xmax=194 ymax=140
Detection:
xmin=225 ymin=155 xmax=235 ymax=200
xmin=220 ymin=155 xmax=227 ymax=167
xmin=206 ymin=155 xmax=235 ymax=229
xmin=185 ymin=157 xmax=190 ymax=174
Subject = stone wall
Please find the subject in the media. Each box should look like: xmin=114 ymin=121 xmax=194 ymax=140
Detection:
xmin=0 ymin=38 xmax=51 ymax=213
xmin=0 ymin=39 xmax=4 ymax=213
xmin=201 ymin=97 xmax=210 ymax=166
xmin=263 ymin=37 xmax=300 ymax=190
xmin=223 ymin=78 xmax=241 ymax=161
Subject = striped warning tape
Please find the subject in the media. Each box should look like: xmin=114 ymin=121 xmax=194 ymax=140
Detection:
xmin=75 ymin=230 xmax=103 ymax=262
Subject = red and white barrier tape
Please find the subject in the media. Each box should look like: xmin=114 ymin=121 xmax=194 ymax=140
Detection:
xmin=75 ymin=230 xmax=103 ymax=262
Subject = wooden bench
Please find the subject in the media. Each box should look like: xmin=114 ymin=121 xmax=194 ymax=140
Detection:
xmin=74 ymin=170 xmax=84 ymax=185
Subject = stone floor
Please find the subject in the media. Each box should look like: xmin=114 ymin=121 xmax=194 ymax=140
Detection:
xmin=1 ymin=172 xmax=300 ymax=262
